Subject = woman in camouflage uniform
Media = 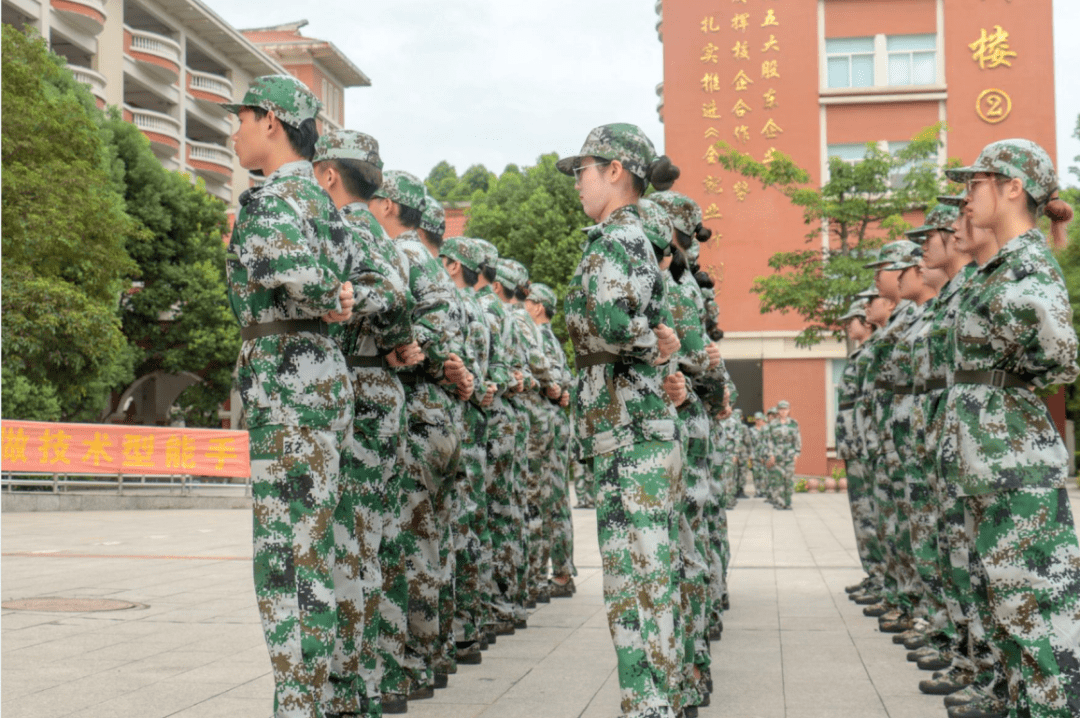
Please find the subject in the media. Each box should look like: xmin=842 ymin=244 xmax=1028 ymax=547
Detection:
xmin=557 ymin=124 xmax=687 ymax=718
xmin=937 ymin=139 xmax=1080 ymax=718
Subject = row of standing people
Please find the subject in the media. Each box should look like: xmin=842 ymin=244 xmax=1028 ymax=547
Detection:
xmin=224 ymin=74 xmax=580 ymax=718
xmin=835 ymin=138 xmax=1080 ymax=718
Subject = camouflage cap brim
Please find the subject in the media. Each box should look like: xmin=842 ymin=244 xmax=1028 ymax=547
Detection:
xmin=937 ymin=193 xmax=966 ymax=207
xmin=855 ymin=286 xmax=880 ymax=299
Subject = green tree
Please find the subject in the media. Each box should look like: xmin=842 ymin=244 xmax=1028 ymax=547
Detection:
xmin=104 ymin=118 xmax=238 ymax=427
xmin=1 ymin=26 xmax=139 ymax=421
xmin=712 ymin=123 xmax=951 ymax=347
xmin=425 ymin=160 xmax=460 ymax=202
xmin=465 ymin=153 xmax=591 ymax=349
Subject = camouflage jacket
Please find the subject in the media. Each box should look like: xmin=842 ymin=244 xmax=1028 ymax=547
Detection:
xmin=852 ymin=331 xmax=881 ymax=459
xmin=921 ymin=265 xmax=976 ymax=449
xmin=938 ymin=229 xmax=1078 ymax=495
xmin=457 ymin=285 xmax=491 ymax=409
xmin=511 ymin=303 xmax=556 ymax=399
xmin=859 ymin=301 xmax=914 ymax=456
xmin=772 ymin=417 xmax=801 ymax=461
xmin=665 ymin=271 xmax=710 ymax=445
xmin=749 ymin=425 xmax=774 ymax=462
xmin=226 ymin=160 xmax=388 ymax=430
xmin=476 ymin=286 xmax=517 ymax=396
xmin=540 ymin=324 xmax=572 ymax=396
xmin=835 ymin=342 xmax=866 ymax=461
xmin=564 ymin=204 xmax=676 ymax=457
xmin=338 ymin=202 xmax=413 ymax=438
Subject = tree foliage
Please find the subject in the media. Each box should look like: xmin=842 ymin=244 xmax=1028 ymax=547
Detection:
xmin=425 ymin=160 xmax=495 ymax=202
xmin=105 ymin=118 xmax=238 ymax=426
xmin=1 ymin=26 xmax=139 ymax=421
xmin=712 ymin=123 xmax=953 ymax=346
xmin=464 ymin=153 xmax=591 ymax=349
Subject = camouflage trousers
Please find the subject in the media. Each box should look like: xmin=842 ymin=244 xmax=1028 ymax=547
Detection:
xmin=396 ymin=390 xmax=460 ymax=691
xmin=843 ymin=460 xmax=880 ymax=582
xmin=508 ymin=396 xmax=531 ymax=617
xmin=453 ymin=405 xmax=489 ymax=645
xmin=777 ymin=458 xmax=794 ymax=509
xmin=595 ymin=440 xmax=687 ymax=718
xmin=548 ymin=409 xmax=576 ymax=578
xmin=750 ymin=457 xmax=768 ymax=500
xmin=870 ymin=449 xmax=901 ymax=603
xmin=249 ymin=423 xmax=343 ymax=718
xmin=524 ymin=396 xmax=554 ymax=600
xmin=487 ymin=396 xmax=527 ymax=624
xmin=675 ymin=434 xmax=711 ymax=706
xmin=572 ymin=456 xmax=596 ymax=508
xmin=966 ymin=487 xmax=1080 ymax=718
xmin=884 ymin=402 xmax=924 ymax=614
xmin=328 ymin=424 xmax=401 ymax=717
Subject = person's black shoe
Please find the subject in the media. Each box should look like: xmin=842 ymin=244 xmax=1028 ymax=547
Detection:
xmin=485 ymin=628 xmax=497 ymax=645
xmin=862 ymin=602 xmax=891 ymax=617
xmin=946 ymin=697 xmax=1008 ymax=718
xmin=382 ymin=694 xmax=407 ymax=714
xmin=514 ymin=618 xmax=528 ymax=630
xmin=918 ymin=654 xmax=952 ymax=671
xmin=944 ymin=686 xmax=985 ymax=708
xmin=721 ymin=593 xmax=730 ymax=611
xmin=494 ymin=621 xmax=515 ymax=636
xmin=550 ymin=578 xmax=575 ymax=598
xmin=407 ymin=685 xmax=434 ymax=701
xmin=908 ymin=646 xmax=937 ymax=663
xmin=853 ymin=593 xmax=882 ymax=605
xmin=525 ymin=599 xmax=537 ymax=609
xmin=433 ymin=673 xmax=448 ymax=689
xmin=845 ymin=578 xmax=870 ymax=594
xmin=455 ymin=641 xmax=482 ymax=665
xmin=919 ymin=668 xmax=971 ymax=695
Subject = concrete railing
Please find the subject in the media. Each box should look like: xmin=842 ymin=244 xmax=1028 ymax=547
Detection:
xmin=68 ymin=64 xmax=107 ymax=104
xmin=187 ymin=69 xmax=233 ymax=102
xmin=187 ymin=139 xmax=233 ymax=170
xmin=125 ymin=25 xmax=182 ymax=73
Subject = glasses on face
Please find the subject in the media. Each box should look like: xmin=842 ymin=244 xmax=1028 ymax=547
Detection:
xmin=964 ymin=176 xmax=1001 ymax=194
xmin=573 ymin=162 xmax=606 ymax=181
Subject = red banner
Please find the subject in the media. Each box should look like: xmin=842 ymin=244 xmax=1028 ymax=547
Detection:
xmin=0 ymin=421 xmax=249 ymax=478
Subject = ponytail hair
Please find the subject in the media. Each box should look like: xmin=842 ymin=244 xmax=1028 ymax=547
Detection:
xmin=646 ymin=155 xmax=680 ymax=192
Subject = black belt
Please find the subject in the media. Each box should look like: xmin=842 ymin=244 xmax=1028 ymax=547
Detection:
xmin=240 ymin=318 xmax=327 ymax=341
xmin=346 ymin=355 xmax=385 ymax=369
xmin=398 ymin=371 xmax=422 ymax=386
xmin=873 ymin=379 xmax=894 ymax=391
xmin=953 ymin=369 xmax=1034 ymax=390
xmin=575 ymin=351 xmax=622 ymax=370
xmin=892 ymin=384 xmax=914 ymax=395
xmin=838 ymin=401 xmax=856 ymax=411
xmin=914 ymin=378 xmax=948 ymax=394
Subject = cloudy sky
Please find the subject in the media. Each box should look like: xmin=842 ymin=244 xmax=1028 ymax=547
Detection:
xmin=208 ymin=0 xmax=1079 ymax=184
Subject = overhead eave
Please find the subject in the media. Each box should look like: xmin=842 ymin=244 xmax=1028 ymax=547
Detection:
xmin=255 ymin=40 xmax=371 ymax=87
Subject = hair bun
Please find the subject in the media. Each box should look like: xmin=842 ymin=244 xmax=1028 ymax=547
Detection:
xmin=1046 ymin=197 xmax=1074 ymax=224
xmin=694 ymin=225 xmax=712 ymax=243
xmin=647 ymin=155 xmax=680 ymax=191
xmin=694 ymin=271 xmax=714 ymax=289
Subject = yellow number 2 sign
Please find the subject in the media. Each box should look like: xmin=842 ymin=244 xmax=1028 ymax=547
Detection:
xmin=976 ymin=88 xmax=1012 ymax=124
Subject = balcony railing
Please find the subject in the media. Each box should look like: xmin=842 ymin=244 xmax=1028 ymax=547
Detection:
xmin=124 ymin=25 xmax=181 ymax=82
xmin=125 ymin=104 xmax=181 ymax=156
xmin=187 ymin=69 xmax=233 ymax=104
xmin=68 ymin=64 xmax=107 ymax=107
xmin=51 ymin=0 xmax=106 ymax=35
xmin=187 ymin=140 xmax=234 ymax=178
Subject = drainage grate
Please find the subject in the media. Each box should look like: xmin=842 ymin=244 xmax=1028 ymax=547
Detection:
xmin=2 ymin=598 xmax=144 ymax=612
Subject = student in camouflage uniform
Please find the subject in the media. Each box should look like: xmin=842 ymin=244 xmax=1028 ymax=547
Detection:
xmin=748 ymin=412 xmax=772 ymax=498
xmin=762 ymin=407 xmax=782 ymax=505
xmin=558 ymin=123 xmax=687 ymax=718
xmin=311 ymin=129 xmax=422 ymax=718
xmin=368 ymin=171 xmax=472 ymax=703
xmin=771 ymin=401 xmax=800 ymax=510
xmin=223 ymin=76 xmax=393 ymax=718
xmin=936 ymin=140 xmax=1080 ymax=718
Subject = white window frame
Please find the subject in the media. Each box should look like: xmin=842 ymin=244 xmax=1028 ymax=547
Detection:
xmin=825 ymin=36 xmax=875 ymax=89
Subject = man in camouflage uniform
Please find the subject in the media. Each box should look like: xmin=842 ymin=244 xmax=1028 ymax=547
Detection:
xmin=762 ymin=407 xmax=782 ymax=505
xmin=748 ymin=412 xmax=772 ymax=499
xmin=368 ymin=171 xmax=472 ymax=702
xmin=558 ymin=123 xmax=687 ymax=718
xmin=771 ymin=401 xmax=800 ymax=510
xmin=524 ymin=283 xmax=577 ymax=597
xmin=311 ymin=129 xmax=422 ymax=717
xmin=223 ymin=76 xmax=395 ymax=718
xmin=935 ymin=141 xmax=1080 ymax=718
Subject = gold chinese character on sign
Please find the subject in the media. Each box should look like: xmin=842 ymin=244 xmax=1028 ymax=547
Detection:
xmin=731 ymin=13 xmax=749 ymax=32
xmin=2 ymin=426 xmax=28 ymax=463
xmin=166 ymin=434 xmax=196 ymax=470
xmin=704 ymin=146 xmax=720 ymax=165
xmin=761 ymin=8 xmax=779 ymax=27
xmin=969 ymin=25 xmax=1017 ymax=69
xmin=763 ymin=147 xmax=778 ymax=165
xmin=703 ymin=203 xmax=723 ymax=221
xmin=731 ymin=41 xmax=749 ymax=60
xmin=704 ymin=127 xmax=720 ymax=139
xmin=700 ymin=43 xmax=720 ymax=63
xmin=763 ymin=88 xmax=778 ymax=109
xmin=81 ymin=432 xmax=113 ymax=467
xmin=701 ymin=16 xmax=721 ymax=33
xmin=701 ymin=73 xmax=721 ymax=92
xmin=703 ymin=175 xmax=724 ymax=194
xmin=733 ymin=181 xmax=750 ymax=202
xmin=702 ymin=100 xmax=722 ymax=119
xmin=761 ymin=60 xmax=780 ymax=80
xmin=734 ymin=125 xmax=750 ymax=144
xmin=40 ymin=429 xmax=71 ymax=465
xmin=122 ymin=434 xmax=155 ymax=469
xmin=206 ymin=437 xmax=237 ymax=471
xmin=762 ymin=34 xmax=780 ymax=52
xmin=976 ymin=88 xmax=1012 ymax=124
xmin=732 ymin=69 xmax=754 ymax=91
xmin=732 ymin=98 xmax=752 ymax=117
xmin=761 ymin=118 xmax=784 ymax=139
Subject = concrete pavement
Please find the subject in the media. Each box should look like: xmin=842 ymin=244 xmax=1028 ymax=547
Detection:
xmin=6 ymin=489 xmax=1075 ymax=717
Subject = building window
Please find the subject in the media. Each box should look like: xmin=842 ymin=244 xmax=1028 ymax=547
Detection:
xmin=826 ymin=37 xmax=874 ymax=88
xmin=886 ymin=34 xmax=936 ymax=86
xmin=825 ymin=141 xmax=918 ymax=186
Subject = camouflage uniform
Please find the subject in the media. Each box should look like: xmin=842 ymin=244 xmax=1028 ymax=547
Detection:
xmin=748 ymin=415 xmax=774 ymax=498
xmin=560 ymin=122 xmax=685 ymax=718
xmin=771 ymin=403 xmax=800 ymax=510
xmin=223 ymin=77 xmax=395 ymax=718
xmin=936 ymin=140 xmax=1080 ymax=718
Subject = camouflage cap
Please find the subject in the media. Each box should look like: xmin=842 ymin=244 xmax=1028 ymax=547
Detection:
xmin=863 ymin=240 xmax=922 ymax=269
xmin=855 ymin=285 xmax=880 ymax=300
xmin=905 ymin=204 xmax=959 ymax=240
xmin=528 ymin=283 xmax=557 ymax=314
xmin=945 ymin=138 xmax=1058 ymax=204
xmin=638 ymin=198 xmax=674 ymax=252
xmin=555 ymin=123 xmax=657 ymax=181
xmin=440 ymin=236 xmax=483 ymax=272
xmin=882 ymin=243 xmax=923 ymax=271
xmin=495 ymin=258 xmax=528 ymax=292
xmin=839 ymin=297 xmax=868 ymax=321
xmin=221 ymin=74 xmax=320 ymax=128
xmin=767 ymin=406 xmax=779 ymax=415
xmin=754 ymin=412 xmax=765 ymax=421
xmin=778 ymin=400 xmax=790 ymax=409
xmin=420 ymin=193 xmax=445 ymax=236
xmin=311 ymin=129 xmax=383 ymax=169
xmin=937 ymin=190 xmax=967 ymax=208
xmin=470 ymin=238 xmax=499 ymax=269
xmin=372 ymin=170 xmax=427 ymax=212
xmin=649 ymin=191 xmax=703 ymax=238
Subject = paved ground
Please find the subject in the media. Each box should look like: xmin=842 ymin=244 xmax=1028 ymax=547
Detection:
xmin=5 ymin=487 xmax=1078 ymax=717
